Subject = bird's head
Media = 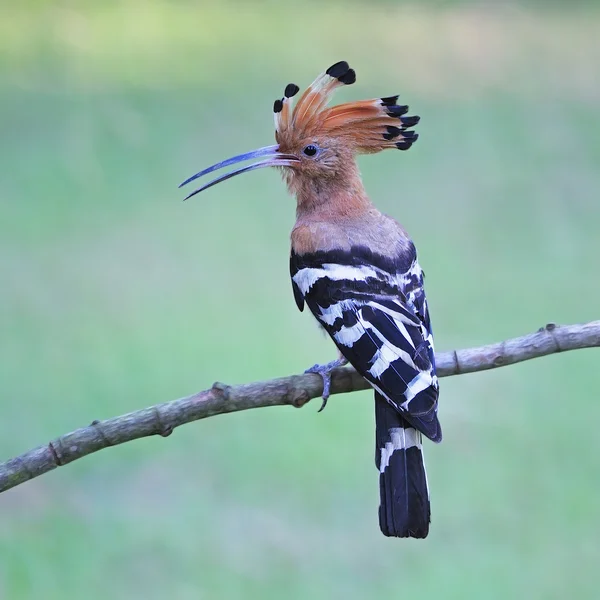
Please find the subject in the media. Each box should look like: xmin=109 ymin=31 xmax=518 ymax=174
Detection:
xmin=180 ymin=61 xmax=420 ymax=200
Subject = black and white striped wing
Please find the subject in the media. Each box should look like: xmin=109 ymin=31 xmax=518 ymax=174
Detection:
xmin=291 ymin=248 xmax=441 ymax=442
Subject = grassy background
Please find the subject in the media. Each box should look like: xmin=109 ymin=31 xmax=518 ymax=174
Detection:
xmin=1 ymin=1 xmax=599 ymax=598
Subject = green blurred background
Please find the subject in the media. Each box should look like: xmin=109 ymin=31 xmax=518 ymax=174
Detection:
xmin=1 ymin=1 xmax=599 ymax=598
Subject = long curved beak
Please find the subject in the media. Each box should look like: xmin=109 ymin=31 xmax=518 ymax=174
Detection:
xmin=179 ymin=144 xmax=299 ymax=200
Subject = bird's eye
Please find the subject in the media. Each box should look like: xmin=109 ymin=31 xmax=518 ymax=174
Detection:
xmin=303 ymin=144 xmax=318 ymax=157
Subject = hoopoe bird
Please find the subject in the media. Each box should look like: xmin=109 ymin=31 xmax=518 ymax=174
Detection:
xmin=180 ymin=61 xmax=441 ymax=538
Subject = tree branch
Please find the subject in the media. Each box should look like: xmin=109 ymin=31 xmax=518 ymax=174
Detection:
xmin=1 ymin=320 xmax=598 ymax=494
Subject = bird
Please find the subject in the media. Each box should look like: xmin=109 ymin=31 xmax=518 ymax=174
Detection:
xmin=179 ymin=61 xmax=441 ymax=538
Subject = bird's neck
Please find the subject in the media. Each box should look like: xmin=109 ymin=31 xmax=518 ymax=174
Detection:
xmin=289 ymin=163 xmax=372 ymax=223
xmin=288 ymin=161 xmax=414 ymax=257
xmin=289 ymin=163 xmax=410 ymax=256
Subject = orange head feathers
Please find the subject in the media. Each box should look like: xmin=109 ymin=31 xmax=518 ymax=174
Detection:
xmin=179 ymin=61 xmax=419 ymax=200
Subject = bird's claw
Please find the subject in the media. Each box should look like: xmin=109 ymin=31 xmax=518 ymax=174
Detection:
xmin=304 ymin=357 xmax=348 ymax=412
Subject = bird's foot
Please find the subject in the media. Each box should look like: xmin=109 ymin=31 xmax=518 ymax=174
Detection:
xmin=305 ymin=357 xmax=349 ymax=412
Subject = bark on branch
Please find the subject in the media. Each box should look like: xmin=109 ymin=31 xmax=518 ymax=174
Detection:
xmin=1 ymin=320 xmax=598 ymax=495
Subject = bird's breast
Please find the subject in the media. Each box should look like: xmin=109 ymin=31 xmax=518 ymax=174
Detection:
xmin=291 ymin=211 xmax=412 ymax=257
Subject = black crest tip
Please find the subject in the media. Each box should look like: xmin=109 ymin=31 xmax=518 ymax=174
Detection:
xmin=273 ymin=98 xmax=283 ymax=113
xmin=401 ymin=115 xmax=421 ymax=128
xmin=326 ymin=61 xmax=350 ymax=78
xmin=284 ymin=83 xmax=299 ymax=98
xmin=380 ymin=95 xmax=399 ymax=107
xmin=402 ymin=130 xmax=418 ymax=140
xmin=338 ymin=68 xmax=356 ymax=85
xmin=383 ymin=125 xmax=402 ymax=140
xmin=387 ymin=105 xmax=409 ymax=117
xmin=396 ymin=133 xmax=419 ymax=150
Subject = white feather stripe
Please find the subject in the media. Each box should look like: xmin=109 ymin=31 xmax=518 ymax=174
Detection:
xmin=401 ymin=371 xmax=436 ymax=409
xmin=425 ymin=331 xmax=435 ymax=352
xmin=294 ymin=256 xmax=422 ymax=299
xmin=333 ymin=322 xmax=365 ymax=346
xmin=401 ymin=260 xmax=423 ymax=281
xmin=367 ymin=301 xmax=420 ymax=327
xmin=367 ymin=319 xmax=418 ymax=372
xmin=292 ymin=268 xmax=323 ymax=295
xmin=379 ymin=427 xmax=422 ymax=473
xmin=331 ymin=306 xmax=419 ymax=380
xmin=318 ymin=301 xmax=344 ymax=326
xmin=369 ymin=343 xmax=417 ymax=378
xmin=292 ymin=263 xmax=380 ymax=295
xmin=319 ymin=298 xmax=417 ymax=336
xmin=391 ymin=261 xmax=422 ymax=286
xmin=293 ymin=260 xmax=424 ymax=299
xmin=393 ymin=318 xmax=416 ymax=349
xmin=422 ymin=449 xmax=430 ymax=496
xmin=317 ymin=299 xmax=361 ymax=326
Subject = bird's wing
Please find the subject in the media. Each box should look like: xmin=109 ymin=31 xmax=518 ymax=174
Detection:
xmin=291 ymin=248 xmax=440 ymax=442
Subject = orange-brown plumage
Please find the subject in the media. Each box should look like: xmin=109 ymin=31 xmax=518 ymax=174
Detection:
xmin=276 ymin=62 xmax=418 ymax=158
xmin=180 ymin=61 xmax=419 ymax=205
xmin=269 ymin=61 xmax=419 ymax=219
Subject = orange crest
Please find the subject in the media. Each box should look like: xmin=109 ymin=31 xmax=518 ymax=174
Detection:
xmin=274 ymin=61 xmax=419 ymax=154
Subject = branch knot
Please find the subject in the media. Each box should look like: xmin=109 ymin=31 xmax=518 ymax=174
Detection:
xmin=452 ymin=350 xmax=462 ymax=374
xmin=91 ymin=420 xmax=115 ymax=446
xmin=287 ymin=387 xmax=310 ymax=408
xmin=541 ymin=322 xmax=563 ymax=352
xmin=212 ymin=381 xmax=232 ymax=401
xmin=48 ymin=442 xmax=63 ymax=467
xmin=153 ymin=407 xmax=173 ymax=437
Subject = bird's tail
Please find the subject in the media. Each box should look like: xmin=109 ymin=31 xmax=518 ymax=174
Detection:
xmin=375 ymin=392 xmax=430 ymax=538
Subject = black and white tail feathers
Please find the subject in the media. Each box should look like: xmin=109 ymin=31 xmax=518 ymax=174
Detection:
xmin=375 ymin=392 xmax=430 ymax=538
